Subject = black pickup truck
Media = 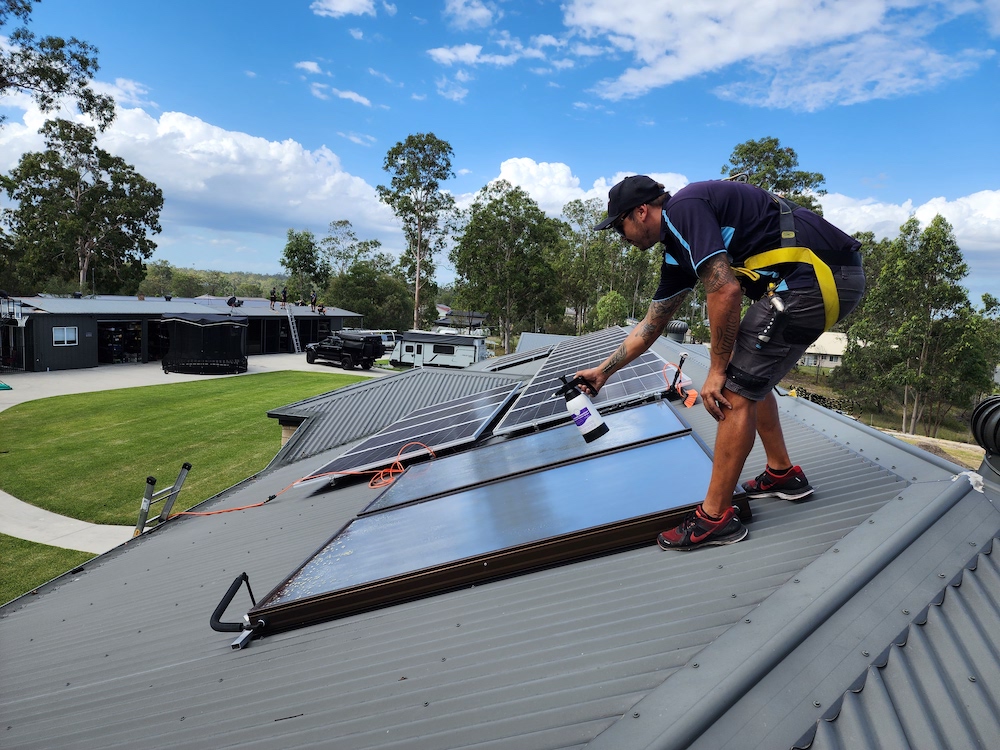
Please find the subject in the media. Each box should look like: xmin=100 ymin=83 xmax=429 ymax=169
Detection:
xmin=305 ymin=330 xmax=385 ymax=370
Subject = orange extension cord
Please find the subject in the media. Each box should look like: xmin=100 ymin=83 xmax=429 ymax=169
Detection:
xmin=169 ymin=441 xmax=437 ymax=518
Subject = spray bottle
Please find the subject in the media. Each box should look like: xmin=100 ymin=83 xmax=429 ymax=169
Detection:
xmin=555 ymin=375 xmax=609 ymax=443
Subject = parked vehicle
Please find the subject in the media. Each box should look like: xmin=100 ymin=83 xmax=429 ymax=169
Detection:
xmin=388 ymin=331 xmax=489 ymax=369
xmin=305 ymin=330 xmax=385 ymax=370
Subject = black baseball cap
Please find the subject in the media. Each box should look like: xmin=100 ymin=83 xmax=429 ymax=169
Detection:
xmin=593 ymin=175 xmax=667 ymax=230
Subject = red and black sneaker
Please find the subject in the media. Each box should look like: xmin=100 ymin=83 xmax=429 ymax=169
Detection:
xmin=741 ymin=465 xmax=814 ymax=501
xmin=657 ymin=504 xmax=748 ymax=551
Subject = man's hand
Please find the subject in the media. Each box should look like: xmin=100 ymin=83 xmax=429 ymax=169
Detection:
xmin=701 ymin=370 xmax=732 ymax=421
xmin=574 ymin=367 xmax=608 ymax=396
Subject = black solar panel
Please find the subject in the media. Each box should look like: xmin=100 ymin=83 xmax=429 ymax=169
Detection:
xmin=250 ymin=432 xmax=721 ymax=632
xmin=301 ymin=383 xmax=520 ymax=481
xmin=493 ymin=327 xmax=672 ymax=435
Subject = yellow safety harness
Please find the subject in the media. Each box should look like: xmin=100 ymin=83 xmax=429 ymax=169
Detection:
xmin=731 ymin=193 xmax=840 ymax=331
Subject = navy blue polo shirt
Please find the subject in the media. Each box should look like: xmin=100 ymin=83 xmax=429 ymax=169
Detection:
xmin=652 ymin=180 xmax=861 ymax=301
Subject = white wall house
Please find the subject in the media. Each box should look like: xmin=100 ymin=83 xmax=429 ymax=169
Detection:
xmin=798 ymin=331 xmax=847 ymax=369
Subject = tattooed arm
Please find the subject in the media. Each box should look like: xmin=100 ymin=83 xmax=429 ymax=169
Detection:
xmin=575 ymin=291 xmax=689 ymax=395
xmin=698 ymin=253 xmax=743 ymax=421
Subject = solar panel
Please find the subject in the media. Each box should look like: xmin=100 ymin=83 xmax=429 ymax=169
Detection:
xmin=493 ymin=327 xmax=676 ymax=436
xmin=362 ymin=400 xmax=689 ymax=514
xmin=301 ymin=383 xmax=520 ymax=482
xmin=479 ymin=344 xmax=554 ymax=371
xmin=249 ymin=432 xmax=729 ymax=632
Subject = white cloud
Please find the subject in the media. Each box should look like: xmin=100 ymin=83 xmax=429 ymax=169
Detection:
xmin=310 ymin=0 xmax=376 ymax=18
xmin=331 ymin=88 xmax=372 ymax=106
xmin=563 ymin=0 xmax=995 ymax=109
xmin=382 ymin=2 xmax=397 ymax=16
xmin=0 ymin=101 xmax=401 ymax=273
xmin=428 ymin=42 xmax=519 ymax=67
xmin=295 ymin=61 xmax=324 ymax=75
xmin=309 ymin=82 xmax=330 ymax=100
xmin=444 ymin=0 xmax=497 ymax=29
xmin=92 ymin=78 xmax=157 ymax=108
xmin=338 ymin=131 xmax=377 ymax=146
xmin=435 ymin=76 xmax=469 ymax=102
xmin=349 ymin=28 xmax=364 ymax=40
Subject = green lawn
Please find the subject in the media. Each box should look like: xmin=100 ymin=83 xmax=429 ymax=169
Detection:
xmin=0 ymin=371 xmax=365 ymax=525
xmin=0 ymin=533 xmax=94 ymax=605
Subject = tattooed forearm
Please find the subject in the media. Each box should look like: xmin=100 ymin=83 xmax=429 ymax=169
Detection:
xmin=711 ymin=303 xmax=740 ymax=359
xmin=602 ymin=342 xmax=628 ymax=374
xmin=699 ymin=255 xmax=737 ymax=294
xmin=645 ymin=292 xmax=688 ymax=335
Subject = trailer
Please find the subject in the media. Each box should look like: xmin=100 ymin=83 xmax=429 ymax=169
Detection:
xmin=388 ymin=331 xmax=489 ymax=369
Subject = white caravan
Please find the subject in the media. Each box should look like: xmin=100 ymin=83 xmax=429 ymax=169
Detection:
xmin=389 ymin=331 xmax=489 ymax=368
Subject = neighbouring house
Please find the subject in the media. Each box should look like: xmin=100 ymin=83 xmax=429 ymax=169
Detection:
xmin=0 ymin=294 xmax=362 ymax=372
xmin=798 ymin=330 xmax=847 ymax=369
xmin=3 ymin=328 xmax=1000 ymax=750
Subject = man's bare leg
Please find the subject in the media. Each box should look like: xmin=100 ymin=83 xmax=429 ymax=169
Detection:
xmin=755 ymin=391 xmax=792 ymax=471
xmin=701 ymin=389 xmax=757 ymax=518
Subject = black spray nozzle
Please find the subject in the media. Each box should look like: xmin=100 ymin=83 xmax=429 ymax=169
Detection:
xmin=669 ymin=354 xmax=688 ymax=391
xmin=555 ymin=374 xmax=595 ymax=398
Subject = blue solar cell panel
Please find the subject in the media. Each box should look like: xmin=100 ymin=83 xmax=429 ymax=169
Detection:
xmin=301 ymin=383 xmax=520 ymax=481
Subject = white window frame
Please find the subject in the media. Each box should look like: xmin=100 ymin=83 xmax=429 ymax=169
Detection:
xmin=53 ymin=326 xmax=79 ymax=347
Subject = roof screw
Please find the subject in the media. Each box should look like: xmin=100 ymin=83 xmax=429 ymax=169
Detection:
xmin=424 ymin=702 xmax=429 ymax=707
xmin=869 ymin=519 xmax=875 ymax=524
xmin=833 ymin=548 xmax=839 ymax=553
xmin=633 ymin=712 xmax=640 ymax=719
xmin=692 ymin=663 xmax=700 ymax=668
xmin=969 ymin=676 xmax=977 ymax=683
xmin=745 ymin=618 xmax=751 ymax=624
xmin=939 ymin=573 xmax=946 ymax=578
xmin=862 ymin=650 xmax=870 ymax=657
xmin=970 ymin=542 xmax=977 ymax=547
xmin=793 ymin=579 xmax=800 ymax=583
xmin=731 ymin=593 xmax=737 ymax=598
xmin=902 ymin=609 xmax=910 ymax=615
xmin=718 ymin=565 xmax=724 ymax=569
xmin=813 ymin=701 xmax=821 ymax=708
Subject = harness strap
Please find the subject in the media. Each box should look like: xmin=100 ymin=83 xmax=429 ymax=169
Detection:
xmin=743 ymin=247 xmax=840 ymax=331
xmin=768 ymin=192 xmax=797 ymax=247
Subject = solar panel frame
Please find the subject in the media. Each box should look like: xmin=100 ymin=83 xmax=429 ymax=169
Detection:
xmin=493 ymin=327 xmax=673 ymax=436
xmin=300 ymin=383 xmax=521 ymax=482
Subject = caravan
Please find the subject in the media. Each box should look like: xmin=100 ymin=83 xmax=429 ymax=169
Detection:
xmin=389 ymin=331 xmax=489 ymax=369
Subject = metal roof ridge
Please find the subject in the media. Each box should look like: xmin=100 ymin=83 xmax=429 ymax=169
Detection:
xmin=790 ymin=535 xmax=999 ymax=749
xmin=584 ymin=474 xmax=980 ymax=750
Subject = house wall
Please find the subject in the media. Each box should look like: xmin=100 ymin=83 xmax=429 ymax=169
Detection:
xmin=27 ymin=314 xmax=100 ymax=371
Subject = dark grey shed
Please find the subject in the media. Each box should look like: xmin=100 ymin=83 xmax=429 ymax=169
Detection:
xmin=1 ymin=334 xmax=999 ymax=750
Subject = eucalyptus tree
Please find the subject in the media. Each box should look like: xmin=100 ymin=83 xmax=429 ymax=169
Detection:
xmin=721 ymin=136 xmax=826 ymax=214
xmin=0 ymin=118 xmax=162 ymax=294
xmin=376 ymin=133 xmax=456 ymax=330
xmin=280 ymin=229 xmax=329 ymax=302
xmin=452 ymin=180 xmax=561 ymax=353
xmin=0 ymin=0 xmax=115 ymax=129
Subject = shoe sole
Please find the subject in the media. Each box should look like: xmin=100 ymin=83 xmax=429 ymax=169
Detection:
xmin=657 ymin=526 xmax=749 ymax=551
xmin=742 ymin=487 xmax=814 ymax=502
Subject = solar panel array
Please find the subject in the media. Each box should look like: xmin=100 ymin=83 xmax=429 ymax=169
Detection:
xmin=493 ymin=326 xmax=670 ymax=435
xmin=302 ymin=383 xmax=520 ymax=481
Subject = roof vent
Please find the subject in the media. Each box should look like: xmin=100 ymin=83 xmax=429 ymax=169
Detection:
xmin=971 ymin=395 xmax=1000 ymax=477
xmin=665 ymin=320 xmax=688 ymax=343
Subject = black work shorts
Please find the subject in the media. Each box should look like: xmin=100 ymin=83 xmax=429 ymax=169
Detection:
xmin=725 ymin=265 xmax=866 ymax=401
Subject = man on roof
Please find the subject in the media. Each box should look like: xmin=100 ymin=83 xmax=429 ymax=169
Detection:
xmin=577 ymin=175 xmax=865 ymax=551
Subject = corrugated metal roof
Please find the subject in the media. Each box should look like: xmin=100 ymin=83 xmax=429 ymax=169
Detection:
xmin=269 ymin=367 xmax=526 ymax=465
xmin=805 ymin=535 xmax=1000 ymax=750
xmin=15 ymin=296 xmax=360 ymax=318
xmin=2 ymin=330 xmax=997 ymax=750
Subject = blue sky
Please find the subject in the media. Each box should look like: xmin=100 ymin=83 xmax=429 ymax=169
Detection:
xmin=1 ymin=0 xmax=998 ymax=301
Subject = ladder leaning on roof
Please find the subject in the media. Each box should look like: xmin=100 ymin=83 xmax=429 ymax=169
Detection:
xmin=285 ymin=304 xmax=302 ymax=354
